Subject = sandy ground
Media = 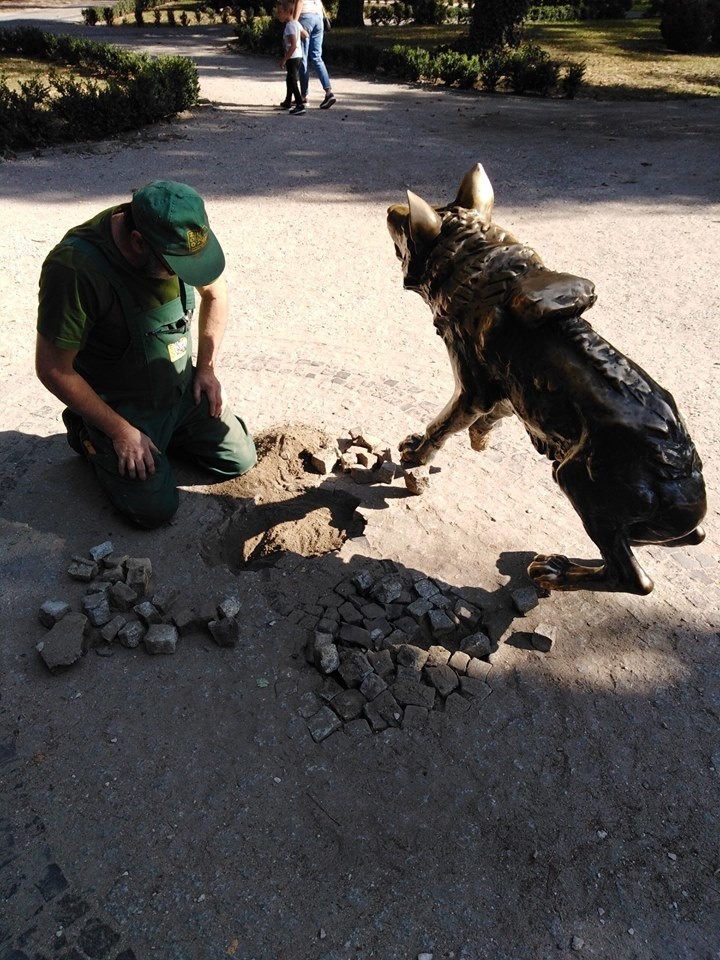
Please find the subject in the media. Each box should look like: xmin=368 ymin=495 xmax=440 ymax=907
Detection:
xmin=1 ymin=8 xmax=720 ymax=959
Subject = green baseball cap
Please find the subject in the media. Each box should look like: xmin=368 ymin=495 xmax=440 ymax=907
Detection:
xmin=130 ymin=180 xmax=225 ymax=286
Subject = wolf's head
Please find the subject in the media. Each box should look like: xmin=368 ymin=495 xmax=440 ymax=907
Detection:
xmin=387 ymin=163 xmax=495 ymax=293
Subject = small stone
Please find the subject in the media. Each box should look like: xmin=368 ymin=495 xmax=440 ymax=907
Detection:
xmin=103 ymin=553 xmax=128 ymax=569
xmin=448 ymin=650 xmax=470 ymax=674
xmin=402 ymin=705 xmax=429 ymax=730
xmin=344 ymin=718 xmax=372 ymax=738
xmin=86 ymin=581 xmax=111 ymax=597
xmin=463 ymin=631 xmax=493 ymax=658
xmin=318 ymin=591 xmax=343 ymax=609
xmin=392 ymin=616 xmax=423 ymax=640
xmin=153 ymin=587 xmax=179 ymax=615
xmin=118 ymin=620 xmax=145 ymax=649
xmin=99 ymin=565 xmax=124 ymax=583
xmin=36 ymin=613 xmax=88 ymax=671
xmin=297 ymin=691 xmax=322 ymax=719
xmin=395 ymin=664 xmax=422 ymax=683
xmin=363 ymin=689 xmax=402 ymax=730
xmin=110 ymin=581 xmax=138 ymax=612
xmin=317 ymin=617 xmax=338 ymax=637
xmin=418 ymin=953 xmax=434 ymax=960
xmin=424 ymin=664 xmax=459 ymax=698
xmin=364 ymin=617 xmax=392 ymax=640
xmin=376 ymin=461 xmax=397 ymax=484
xmin=350 ymin=465 xmax=375 ymax=484
xmin=571 ymin=936 xmax=584 ymax=951
xmin=444 ymin=692 xmax=471 ymax=715
xmin=332 ymin=689 xmax=366 ymax=721
xmin=360 ymin=602 xmax=385 ymax=620
xmin=371 ymin=574 xmax=405 ymax=605
xmin=125 ymin=557 xmax=152 ymax=597
xmin=338 ymin=600 xmax=363 ymax=624
xmin=396 ymin=644 xmax=429 ymax=670
xmin=100 ymin=615 xmax=127 ymax=643
xmin=81 ymin=593 xmax=112 ymax=627
xmin=408 ymin=597 xmax=434 ymax=619
xmin=466 ymin=657 xmax=491 ymax=681
xmin=339 ymin=623 xmax=373 ymax=650
xmin=334 ymin=580 xmax=358 ymax=600
xmin=367 ymin=649 xmax=394 ymax=679
xmin=360 ymin=673 xmax=387 ymax=700
xmin=133 ymin=601 xmax=162 ymax=627
xmin=209 ymin=617 xmax=239 ymax=648
xmin=197 ymin=601 xmax=219 ymax=624
xmin=307 ymin=706 xmax=342 ymax=742
xmin=413 ymin=578 xmax=438 ymax=599
xmin=39 ymin=600 xmax=72 ymax=628
xmin=338 ymin=650 xmax=373 ymax=688
xmin=384 ymin=603 xmax=405 ymax=621
xmin=172 ymin=607 xmax=198 ymax=635
xmin=459 ymin=676 xmax=492 ymax=701
xmin=454 ymin=598 xmax=483 ymax=628
xmin=313 ymin=635 xmax=340 ymax=674
xmin=319 ymin=677 xmax=344 ymax=701
xmin=309 ymin=448 xmax=339 ymax=474
xmin=425 ymin=645 xmax=451 ymax=667
xmin=531 ymin=622 xmax=557 ymax=653
xmin=351 ymin=568 xmax=376 ymax=593
xmin=404 ymin=465 xmax=430 ymax=495
xmin=67 ymin=560 xmax=98 ymax=582
xmin=430 ymin=593 xmax=453 ymax=610
xmin=393 ymin=679 xmax=435 ymax=709
xmin=144 ymin=624 xmax=179 ymax=655
xmin=427 ymin=608 xmax=455 ymax=638
xmin=511 ymin=586 xmax=540 ymax=614
xmin=88 ymin=541 xmax=114 ymax=562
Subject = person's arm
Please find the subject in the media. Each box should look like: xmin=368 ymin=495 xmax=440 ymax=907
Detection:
xmin=192 ymin=274 xmax=228 ymax=417
xmin=282 ymin=29 xmax=299 ymax=65
xmin=35 ymin=333 xmax=160 ymax=480
xmin=292 ymin=0 xmax=304 ymax=20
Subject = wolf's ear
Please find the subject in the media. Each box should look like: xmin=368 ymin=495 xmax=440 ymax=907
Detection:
xmin=453 ymin=163 xmax=494 ymax=222
xmin=407 ymin=190 xmax=442 ymax=248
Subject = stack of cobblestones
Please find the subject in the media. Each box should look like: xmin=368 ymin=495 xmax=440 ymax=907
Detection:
xmin=299 ymin=561 xmax=504 ymax=741
xmin=309 ymin=427 xmax=428 ymax=494
xmin=36 ymin=542 xmax=241 ymax=672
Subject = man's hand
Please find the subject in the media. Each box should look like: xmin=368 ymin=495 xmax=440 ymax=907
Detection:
xmin=111 ymin=423 xmax=160 ymax=480
xmin=193 ymin=367 xmax=225 ymax=417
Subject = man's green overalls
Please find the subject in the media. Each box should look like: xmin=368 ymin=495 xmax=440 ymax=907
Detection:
xmin=63 ymin=237 xmax=256 ymax=528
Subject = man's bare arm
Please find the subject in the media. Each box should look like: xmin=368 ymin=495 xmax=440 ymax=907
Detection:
xmin=35 ymin=333 xmax=160 ymax=480
xmin=192 ymin=274 xmax=228 ymax=417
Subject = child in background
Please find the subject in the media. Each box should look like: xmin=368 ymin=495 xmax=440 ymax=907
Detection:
xmin=276 ymin=1 xmax=306 ymax=115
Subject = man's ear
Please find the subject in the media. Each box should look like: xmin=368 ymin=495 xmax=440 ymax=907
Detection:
xmin=407 ymin=190 xmax=442 ymax=249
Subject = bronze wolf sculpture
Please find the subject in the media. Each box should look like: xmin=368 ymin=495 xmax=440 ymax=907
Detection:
xmin=387 ymin=164 xmax=706 ymax=595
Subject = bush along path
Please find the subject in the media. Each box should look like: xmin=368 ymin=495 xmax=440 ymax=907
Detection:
xmin=0 ymin=26 xmax=199 ymax=156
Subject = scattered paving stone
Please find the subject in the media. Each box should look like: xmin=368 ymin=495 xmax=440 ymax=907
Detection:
xmin=393 ymin=679 xmax=436 ymax=710
xmin=153 ymin=586 xmax=179 ymax=615
xmin=197 ymin=601 xmax=219 ymax=624
xmin=444 ymin=692 xmax=472 ymax=716
xmin=339 ymin=623 xmax=373 ymax=650
xmin=424 ymin=664 xmax=459 ymax=698
xmin=36 ymin=613 xmax=88 ymax=671
xmin=86 ymin=581 xmax=111 ymax=597
xmin=360 ymin=602 xmax=385 ymax=620
xmin=125 ymin=557 xmax=152 ymax=597
xmin=319 ymin=677 xmax=344 ymax=701
xmin=367 ymin=649 xmax=394 ymax=679
xmin=413 ymin=578 xmax=438 ymax=599
xmin=395 ymin=664 xmax=422 ymax=683
xmin=404 ymin=465 xmax=430 ymax=495
xmin=408 ymin=597 xmax=434 ymax=619
xmin=103 ymin=553 xmax=128 ymax=570
xmin=144 ymin=623 xmax=179 ymax=655
xmin=532 ymin=622 xmax=557 ymax=653
xmin=360 ymin=672 xmax=387 ymax=701
xmin=118 ymin=620 xmax=145 ymax=649
xmin=99 ymin=564 xmax=124 ymax=582
xmin=313 ymin=636 xmax=340 ymax=674
xmin=67 ymin=559 xmax=98 ymax=582
xmin=110 ymin=582 xmax=138 ymax=613
xmin=309 ymin=447 xmax=339 ymax=474
xmin=331 ymin=689 xmax=366 ymax=721
xmin=384 ymin=602 xmax=405 ymax=621
xmin=335 ymin=580 xmax=358 ymax=600
xmin=402 ymin=704 xmax=430 ymax=729
xmin=426 ymin=645 xmax=451 ymax=667
xmin=463 ymin=631 xmax=493 ymax=658
xmin=571 ymin=936 xmax=585 ymax=952
xmin=209 ymin=617 xmax=239 ymax=648
xmin=100 ymin=615 xmax=127 ymax=643
xmin=172 ymin=607 xmax=197 ymax=636
xmin=454 ymin=599 xmax=483 ymax=628
xmin=393 ymin=616 xmax=423 ymax=641
xmin=466 ymin=657 xmax=492 ymax=681
xmin=317 ymin=617 xmax=338 ymax=636
xmin=307 ymin=706 xmax=342 ymax=742
xmin=344 ymin=718 xmax=372 ymax=738
xmin=81 ymin=593 xmax=112 ymax=627
xmin=371 ymin=574 xmax=405 ymax=604
xmin=364 ymin=617 xmax=392 ymax=640
xmin=511 ymin=586 xmax=540 ymax=615
xmin=352 ymin=568 xmax=376 ymax=593
xmin=397 ymin=644 xmax=429 ymax=670
xmin=448 ymin=650 xmax=470 ymax=674
xmin=427 ymin=608 xmax=455 ymax=638
xmin=88 ymin=541 xmax=114 ymax=563
xmin=364 ymin=689 xmax=403 ymax=731
xmin=338 ymin=600 xmax=363 ymax=624
xmin=383 ymin=628 xmax=409 ymax=648
xmin=459 ymin=676 xmax=492 ymax=701
xmin=39 ymin=600 xmax=72 ymax=628
xmin=133 ymin=601 xmax=162 ymax=627
xmin=376 ymin=461 xmax=397 ymax=483
xmin=298 ymin=691 xmax=323 ymax=719
xmin=338 ymin=650 xmax=373 ymax=688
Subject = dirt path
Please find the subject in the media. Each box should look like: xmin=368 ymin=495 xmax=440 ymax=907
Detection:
xmin=1 ymin=10 xmax=719 ymax=959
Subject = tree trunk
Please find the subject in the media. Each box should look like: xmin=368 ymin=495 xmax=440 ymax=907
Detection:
xmin=335 ymin=0 xmax=365 ymax=27
xmin=468 ymin=0 xmax=530 ymax=52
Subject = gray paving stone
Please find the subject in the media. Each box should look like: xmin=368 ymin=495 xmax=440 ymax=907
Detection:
xmin=109 ymin=582 xmax=138 ymax=613
xmin=100 ymin=615 xmax=127 ymax=643
xmin=88 ymin=541 xmax=114 ymax=562
xmin=36 ymin=613 xmax=87 ymax=671
xmin=459 ymin=676 xmax=492 ymax=701
xmin=38 ymin=600 xmax=71 ymax=628
xmin=402 ymin=704 xmax=430 ymax=729
xmin=424 ymin=664 xmax=459 ymax=698
xmin=307 ymin=706 xmax=342 ymax=742
xmin=125 ymin=557 xmax=152 ymax=597
xmin=463 ymin=631 xmax=493 ymax=658
xmin=339 ymin=600 xmax=363 ymax=624
xmin=343 ymin=718 xmax=372 ymax=738
xmin=427 ymin=608 xmax=455 ymax=638
xmin=297 ymin=691 xmax=323 ymax=719
xmin=367 ymin=648 xmax=394 ymax=679
xmin=144 ymin=623 xmax=179 ymax=655
xmin=360 ymin=672 xmax=387 ymax=701
xmin=448 ymin=651 xmax=471 ymax=674
xmin=532 ymin=622 xmax=557 ymax=653
xmin=363 ymin=689 xmax=402 ymax=731
xmin=426 ymin=645 xmax=451 ymax=667
xmin=118 ymin=620 xmax=145 ymax=649
xmin=331 ymin=689 xmax=366 ymax=721
xmin=133 ymin=601 xmax=162 ymax=627
xmin=511 ymin=587 xmax=540 ymax=615
xmin=338 ymin=650 xmax=373 ymax=688
xmin=209 ymin=617 xmax=239 ymax=648
xmin=393 ymin=679 xmax=435 ymax=709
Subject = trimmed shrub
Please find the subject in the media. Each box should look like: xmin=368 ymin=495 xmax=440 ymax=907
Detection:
xmin=412 ymin=0 xmax=449 ymax=25
xmin=379 ymin=43 xmax=432 ymax=80
xmin=234 ymin=14 xmax=278 ymax=52
xmin=580 ymin=0 xmax=631 ymax=15
xmin=559 ymin=57 xmax=586 ymax=97
xmin=526 ymin=5 xmax=580 ymax=21
xmin=478 ymin=49 xmax=507 ymax=90
xmin=506 ymin=42 xmax=560 ymax=94
xmin=431 ymin=48 xmax=480 ymax=86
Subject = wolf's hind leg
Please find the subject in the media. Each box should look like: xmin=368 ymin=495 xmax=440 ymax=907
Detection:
xmin=468 ymin=401 xmax=513 ymax=452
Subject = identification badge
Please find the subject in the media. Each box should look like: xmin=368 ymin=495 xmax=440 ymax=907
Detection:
xmin=167 ymin=336 xmax=188 ymax=362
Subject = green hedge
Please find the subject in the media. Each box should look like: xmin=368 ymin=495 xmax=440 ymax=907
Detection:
xmin=0 ymin=28 xmax=199 ymax=156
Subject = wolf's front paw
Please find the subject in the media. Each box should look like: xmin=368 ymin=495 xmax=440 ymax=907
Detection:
xmin=528 ymin=554 xmax=572 ymax=590
xmin=399 ymin=433 xmax=428 ymax=467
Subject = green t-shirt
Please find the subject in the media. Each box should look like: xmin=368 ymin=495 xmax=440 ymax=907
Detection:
xmin=37 ymin=206 xmax=183 ymax=357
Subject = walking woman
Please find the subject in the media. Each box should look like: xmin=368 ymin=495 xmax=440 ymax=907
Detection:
xmin=293 ymin=0 xmax=336 ymax=108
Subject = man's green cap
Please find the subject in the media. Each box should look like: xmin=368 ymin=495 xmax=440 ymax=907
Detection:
xmin=131 ymin=180 xmax=225 ymax=286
